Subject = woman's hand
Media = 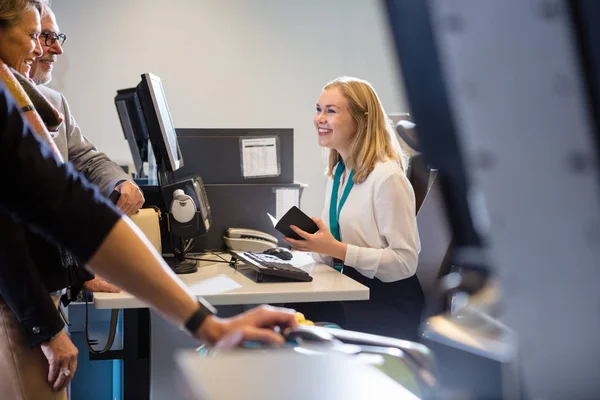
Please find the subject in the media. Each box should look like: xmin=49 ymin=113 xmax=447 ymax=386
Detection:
xmin=284 ymin=217 xmax=347 ymax=260
xmin=40 ymin=331 xmax=78 ymax=392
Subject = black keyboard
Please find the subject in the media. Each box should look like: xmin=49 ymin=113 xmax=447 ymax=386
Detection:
xmin=233 ymin=252 xmax=313 ymax=282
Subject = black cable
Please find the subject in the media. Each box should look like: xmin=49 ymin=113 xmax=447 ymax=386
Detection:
xmin=84 ymin=296 xmax=98 ymax=346
xmin=186 ymin=249 xmax=230 ymax=264
xmin=84 ymin=293 xmax=119 ymax=354
xmin=208 ymin=250 xmax=229 ymax=263
xmin=58 ymin=302 xmax=71 ymax=327
xmin=184 ymin=256 xmax=229 ymax=263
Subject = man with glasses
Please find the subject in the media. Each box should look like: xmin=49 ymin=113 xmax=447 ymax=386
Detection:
xmin=32 ymin=30 xmax=65 ymax=84
xmin=33 ymin=6 xmax=147 ymax=262
xmin=30 ymin=5 xmax=144 ymax=215
xmin=24 ymin=3 xmax=145 ymax=388
xmin=32 ymin=12 xmax=146 ymax=285
xmin=29 ymin=4 xmax=141 ymax=289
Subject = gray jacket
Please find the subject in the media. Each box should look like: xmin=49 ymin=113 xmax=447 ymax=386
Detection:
xmin=37 ymin=85 xmax=131 ymax=195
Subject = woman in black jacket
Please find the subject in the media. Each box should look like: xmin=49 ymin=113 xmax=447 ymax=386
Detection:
xmin=0 ymin=73 xmax=296 ymax=399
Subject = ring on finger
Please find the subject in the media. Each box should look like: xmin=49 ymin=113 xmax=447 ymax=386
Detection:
xmin=59 ymin=368 xmax=71 ymax=377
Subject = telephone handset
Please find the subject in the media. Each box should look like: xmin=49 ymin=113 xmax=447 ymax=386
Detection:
xmin=224 ymin=228 xmax=278 ymax=252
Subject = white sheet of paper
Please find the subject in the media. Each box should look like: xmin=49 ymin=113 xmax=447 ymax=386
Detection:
xmin=289 ymin=251 xmax=317 ymax=268
xmin=275 ymin=188 xmax=299 ymax=220
xmin=187 ymin=274 xmax=241 ymax=295
xmin=241 ymin=137 xmax=279 ymax=178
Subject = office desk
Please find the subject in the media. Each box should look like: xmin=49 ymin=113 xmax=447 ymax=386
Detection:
xmin=92 ymin=253 xmax=369 ymax=400
xmin=94 ymin=255 xmax=369 ymax=309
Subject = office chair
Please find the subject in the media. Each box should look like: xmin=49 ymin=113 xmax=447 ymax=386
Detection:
xmin=407 ymin=154 xmax=431 ymax=215
xmin=414 ymin=172 xmax=453 ymax=312
xmin=395 ymin=117 xmax=454 ymax=314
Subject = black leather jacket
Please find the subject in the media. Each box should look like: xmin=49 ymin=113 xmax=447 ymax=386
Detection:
xmin=0 ymin=82 xmax=121 ymax=346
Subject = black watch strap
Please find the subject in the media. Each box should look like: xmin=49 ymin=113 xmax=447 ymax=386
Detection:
xmin=333 ymin=258 xmax=344 ymax=273
xmin=184 ymin=298 xmax=218 ymax=335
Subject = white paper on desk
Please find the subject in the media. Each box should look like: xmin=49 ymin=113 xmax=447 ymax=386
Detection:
xmin=187 ymin=274 xmax=241 ymax=295
xmin=241 ymin=137 xmax=279 ymax=178
xmin=289 ymin=251 xmax=317 ymax=268
xmin=275 ymin=188 xmax=299 ymax=220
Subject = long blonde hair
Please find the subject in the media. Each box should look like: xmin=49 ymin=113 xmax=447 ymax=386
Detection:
xmin=324 ymin=76 xmax=407 ymax=184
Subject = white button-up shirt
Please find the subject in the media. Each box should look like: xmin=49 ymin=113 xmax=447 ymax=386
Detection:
xmin=313 ymin=160 xmax=420 ymax=282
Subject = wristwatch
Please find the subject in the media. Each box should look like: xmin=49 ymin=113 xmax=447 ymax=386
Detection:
xmin=333 ymin=258 xmax=344 ymax=273
xmin=183 ymin=297 xmax=218 ymax=335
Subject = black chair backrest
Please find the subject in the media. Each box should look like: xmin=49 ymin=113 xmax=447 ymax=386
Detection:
xmin=407 ymin=154 xmax=430 ymax=215
xmin=414 ymin=171 xmax=453 ymax=307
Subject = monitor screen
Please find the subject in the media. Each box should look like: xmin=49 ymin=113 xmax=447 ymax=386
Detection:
xmin=114 ymin=88 xmax=149 ymax=177
xmin=136 ymin=72 xmax=183 ymax=172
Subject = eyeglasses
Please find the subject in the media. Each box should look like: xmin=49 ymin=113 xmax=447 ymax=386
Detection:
xmin=40 ymin=32 xmax=67 ymax=47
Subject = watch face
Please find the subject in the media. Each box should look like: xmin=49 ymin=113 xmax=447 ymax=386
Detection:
xmin=198 ymin=297 xmax=218 ymax=315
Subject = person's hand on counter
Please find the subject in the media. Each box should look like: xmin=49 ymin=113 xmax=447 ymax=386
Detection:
xmin=83 ymin=276 xmax=121 ymax=293
xmin=196 ymin=305 xmax=298 ymax=347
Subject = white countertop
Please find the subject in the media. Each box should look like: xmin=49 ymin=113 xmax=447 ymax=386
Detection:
xmin=93 ymin=253 xmax=369 ymax=309
xmin=175 ymin=349 xmax=417 ymax=400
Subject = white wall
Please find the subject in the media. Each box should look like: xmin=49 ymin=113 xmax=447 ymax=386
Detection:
xmin=49 ymin=0 xmax=408 ymax=217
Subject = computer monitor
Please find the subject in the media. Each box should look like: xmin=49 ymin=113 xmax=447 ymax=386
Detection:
xmin=114 ymin=88 xmax=149 ymax=177
xmin=122 ymin=72 xmax=211 ymax=274
xmin=136 ymin=72 xmax=184 ymax=173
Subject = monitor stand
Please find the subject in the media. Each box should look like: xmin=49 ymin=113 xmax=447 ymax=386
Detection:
xmin=168 ymin=236 xmax=198 ymax=274
xmin=166 ymin=258 xmax=197 ymax=275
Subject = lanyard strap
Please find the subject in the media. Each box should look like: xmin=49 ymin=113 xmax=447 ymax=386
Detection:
xmin=329 ymin=161 xmax=355 ymax=272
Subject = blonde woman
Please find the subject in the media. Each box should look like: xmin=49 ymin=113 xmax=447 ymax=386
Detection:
xmin=286 ymin=77 xmax=424 ymax=340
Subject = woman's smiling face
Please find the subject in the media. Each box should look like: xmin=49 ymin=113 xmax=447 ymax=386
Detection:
xmin=0 ymin=6 xmax=42 ymax=76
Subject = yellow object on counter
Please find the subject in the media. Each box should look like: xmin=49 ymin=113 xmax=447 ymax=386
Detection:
xmin=295 ymin=312 xmax=314 ymax=326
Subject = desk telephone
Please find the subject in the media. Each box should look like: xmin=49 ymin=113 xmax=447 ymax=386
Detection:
xmin=224 ymin=228 xmax=278 ymax=252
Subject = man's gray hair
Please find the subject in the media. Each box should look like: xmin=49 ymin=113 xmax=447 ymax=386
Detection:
xmin=40 ymin=0 xmax=52 ymax=19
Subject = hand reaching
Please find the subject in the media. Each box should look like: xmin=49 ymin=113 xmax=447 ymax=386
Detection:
xmin=196 ymin=305 xmax=298 ymax=347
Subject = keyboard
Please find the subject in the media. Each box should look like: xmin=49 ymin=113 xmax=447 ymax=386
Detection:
xmin=232 ymin=252 xmax=313 ymax=282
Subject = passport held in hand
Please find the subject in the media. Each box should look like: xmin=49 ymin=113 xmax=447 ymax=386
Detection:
xmin=269 ymin=206 xmax=319 ymax=240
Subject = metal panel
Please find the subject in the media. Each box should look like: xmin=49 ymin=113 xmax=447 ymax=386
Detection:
xmin=429 ymin=0 xmax=600 ymax=397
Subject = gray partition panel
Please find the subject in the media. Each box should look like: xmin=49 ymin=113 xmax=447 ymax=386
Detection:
xmin=174 ymin=128 xmax=294 ymax=184
xmin=191 ymin=183 xmax=303 ymax=252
